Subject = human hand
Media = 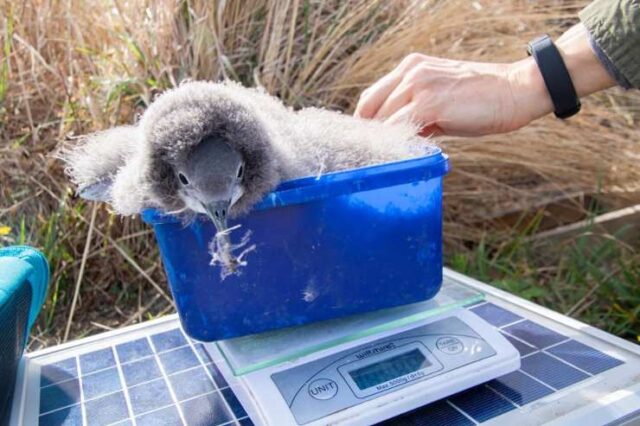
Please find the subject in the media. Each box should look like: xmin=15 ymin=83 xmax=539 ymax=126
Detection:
xmin=354 ymin=53 xmax=551 ymax=137
xmin=354 ymin=24 xmax=615 ymax=137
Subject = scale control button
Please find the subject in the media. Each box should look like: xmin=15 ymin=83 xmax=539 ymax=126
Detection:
xmin=308 ymin=378 xmax=338 ymax=400
xmin=436 ymin=337 xmax=464 ymax=355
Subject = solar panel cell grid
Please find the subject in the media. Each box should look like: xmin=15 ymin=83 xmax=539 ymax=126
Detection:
xmin=221 ymin=387 xmax=248 ymax=419
xmin=239 ymin=418 xmax=256 ymax=426
xmin=128 ymin=378 xmax=174 ymax=415
xmin=158 ymin=346 xmax=201 ymax=375
xmin=500 ymin=333 xmax=536 ymax=357
xmin=194 ymin=343 xmax=214 ymax=364
xmin=79 ymin=347 xmax=116 ymax=374
xmin=379 ymin=302 xmax=624 ymax=425
xmin=38 ymin=302 xmax=624 ymax=425
xmin=121 ymin=356 xmax=161 ymax=387
xmin=84 ymin=391 xmax=129 ymax=425
xmin=81 ymin=367 xmax=121 ymax=400
xmin=168 ymin=367 xmax=216 ymax=401
xmin=116 ymin=339 xmax=153 ymax=363
xmin=150 ymin=329 xmax=188 ymax=353
xmin=547 ymin=339 xmax=625 ymax=374
xmin=503 ymin=320 xmax=567 ymax=349
xmin=207 ymin=362 xmax=230 ymax=389
xmin=448 ymin=385 xmax=516 ymax=422
xmin=388 ymin=400 xmax=474 ymax=426
xmin=487 ymin=370 xmax=553 ymax=406
xmin=38 ymin=330 xmax=252 ymax=426
xmin=40 ymin=378 xmax=80 ymax=413
xmin=180 ymin=391 xmax=234 ymax=425
xmin=39 ymin=403 xmax=82 ymax=426
xmin=135 ymin=405 xmax=182 ymax=426
xmin=520 ymin=352 xmax=590 ymax=390
xmin=40 ymin=358 xmax=78 ymax=386
xmin=471 ymin=303 xmax=522 ymax=327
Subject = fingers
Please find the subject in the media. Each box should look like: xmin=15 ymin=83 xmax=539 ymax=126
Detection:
xmin=385 ymin=102 xmax=417 ymax=127
xmin=373 ymin=82 xmax=412 ymax=120
xmin=354 ymin=72 xmax=403 ymax=119
xmin=355 ymin=53 xmax=426 ymax=119
xmin=385 ymin=103 xmax=442 ymax=136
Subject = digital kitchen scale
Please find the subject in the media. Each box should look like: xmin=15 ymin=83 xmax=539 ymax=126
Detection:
xmin=212 ymin=307 xmax=520 ymax=425
xmin=11 ymin=270 xmax=639 ymax=426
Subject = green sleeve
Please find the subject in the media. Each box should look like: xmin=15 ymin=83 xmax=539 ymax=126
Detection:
xmin=579 ymin=0 xmax=640 ymax=89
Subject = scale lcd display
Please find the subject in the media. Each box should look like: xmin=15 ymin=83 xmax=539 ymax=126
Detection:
xmin=349 ymin=349 xmax=430 ymax=390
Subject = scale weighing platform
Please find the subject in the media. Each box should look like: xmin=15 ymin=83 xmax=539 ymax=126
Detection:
xmin=9 ymin=269 xmax=640 ymax=425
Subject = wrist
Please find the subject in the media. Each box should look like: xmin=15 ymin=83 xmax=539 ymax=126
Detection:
xmin=506 ymin=57 xmax=554 ymax=127
xmin=505 ymin=24 xmax=616 ymax=129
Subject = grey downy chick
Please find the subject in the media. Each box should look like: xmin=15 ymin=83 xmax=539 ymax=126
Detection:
xmin=61 ymin=81 xmax=432 ymax=277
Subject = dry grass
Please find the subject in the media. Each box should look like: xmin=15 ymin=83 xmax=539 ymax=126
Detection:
xmin=1 ymin=0 xmax=639 ymax=348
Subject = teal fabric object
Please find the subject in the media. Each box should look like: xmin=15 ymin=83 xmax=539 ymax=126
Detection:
xmin=0 ymin=245 xmax=49 ymax=340
xmin=0 ymin=245 xmax=49 ymax=424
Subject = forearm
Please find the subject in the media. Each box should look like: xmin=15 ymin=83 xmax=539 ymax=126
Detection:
xmin=580 ymin=0 xmax=640 ymax=89
xmin=508 ymin=23 xmax=616 ymax=124
xmin=557 ymin=23 xmax=617 ymax=97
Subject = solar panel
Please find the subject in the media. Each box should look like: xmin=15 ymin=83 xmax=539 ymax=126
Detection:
xmin=40 ymin=379 xmax=79 ymax=415
xmin=136 ymin=405 xmax=180 ymax=426
xmin=500 ymin=332 xmax=536 ymax=357
xmin=84 ymin=391 xmax=128 ymax=425
xmin=520 ymin=352 xmax=589 ymax=390
xmin=502 ymin=320 xmax=567 ymax=349
xmin=390 ymin=399 xmax=474 ymax=426
xmin=37 ymin=302 xmax=624 ymax=426
xmin=39 ymin=404 xmax=82 ymax=426
xmin=38 ymin=329 xmax=254 ymax=426
xmin=121 ymin=357 xmax=161 ymax=387
xmin=448 ymin=385 xmax=516 ymax=422
xmin=379 ymin=302 xmax=625 ymax=425
xmin=488 ymin=370 xmax=553 ymax=406
xmin=40 ymin=358 xmax=77 ymax=386
xmin=116 ymin=338 xmax=153 ymax=363
xmin=470 ymin=303 xmax=522 ymax=327
xmin=547 ymin=339 xmax=624 ymax=374
xmin=81 ymin=366 xmax=121 ymax=400
xmin=79 ymin=347 xmax=115 ymax=373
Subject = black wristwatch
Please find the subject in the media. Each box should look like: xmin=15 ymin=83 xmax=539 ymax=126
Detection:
xmin=527 ymin=35 xmax=581 ymax=119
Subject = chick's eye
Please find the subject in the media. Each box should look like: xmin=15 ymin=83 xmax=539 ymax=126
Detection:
xmin=178 ymin=173 xmax=189 ymax=185
xmin=237 ymin=165 xmax=244 ymax=179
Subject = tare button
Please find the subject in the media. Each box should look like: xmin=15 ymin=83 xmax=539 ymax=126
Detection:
xmin=436 ymin=336 xmax=464 ymax=355
xmin=308 ymin=378 xmax=338 ymax=400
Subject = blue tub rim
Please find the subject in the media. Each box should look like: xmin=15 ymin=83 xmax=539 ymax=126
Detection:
xmin=142 ymin=148 xmax=449 ymax=225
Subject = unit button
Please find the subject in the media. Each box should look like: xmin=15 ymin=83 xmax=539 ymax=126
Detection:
xmin=308 ymin=378 xmax=338 ymax=400
xmin=436 ymin=336 xmax=464 ymax=355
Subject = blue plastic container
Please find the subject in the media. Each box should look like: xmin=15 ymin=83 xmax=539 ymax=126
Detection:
xmin=142 ymin=149 xmax=449 ymax=341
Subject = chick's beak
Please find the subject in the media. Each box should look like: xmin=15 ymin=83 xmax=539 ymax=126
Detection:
xmin=202 ymin=199 xmax=231 ymax=234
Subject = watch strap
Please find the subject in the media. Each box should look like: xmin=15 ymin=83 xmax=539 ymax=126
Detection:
xmin=527 ymin=35 xmax=581 ymax=119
